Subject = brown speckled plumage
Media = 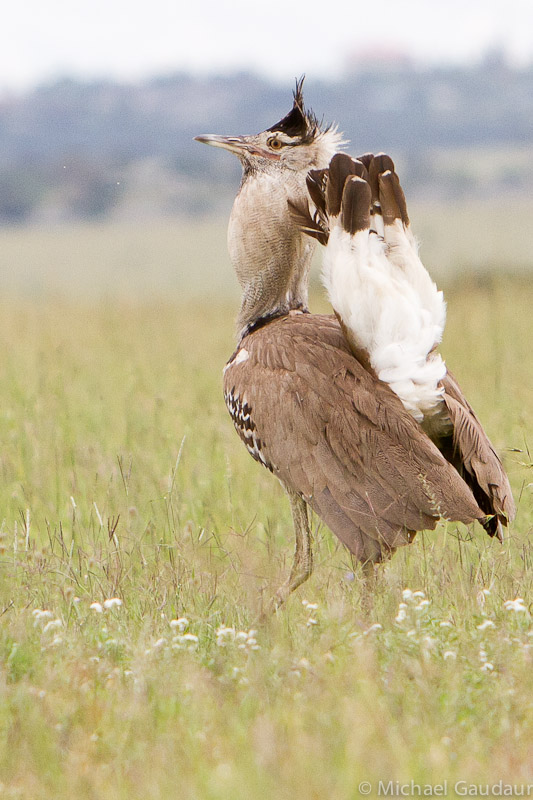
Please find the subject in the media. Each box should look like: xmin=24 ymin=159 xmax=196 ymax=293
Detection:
xmin=224 ymin=313 xmax=513 ymax=565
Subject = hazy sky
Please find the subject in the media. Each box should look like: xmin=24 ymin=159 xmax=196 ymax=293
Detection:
xmin=3 ymin=0 xmax=533 ymax=91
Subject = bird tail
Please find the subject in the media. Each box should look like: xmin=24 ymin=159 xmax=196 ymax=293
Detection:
xmin=321 ymin=153 xmax=448 ymax=423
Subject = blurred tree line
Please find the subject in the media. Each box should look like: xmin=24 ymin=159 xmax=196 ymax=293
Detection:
xmin=1 ymin=53 xmax=532 ymax=224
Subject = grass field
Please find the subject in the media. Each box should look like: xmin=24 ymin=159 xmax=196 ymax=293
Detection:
xmin=0 ymin=219 xmax=532 ymax=797
xmin=2 ymin=198 xmax=533 ymax=301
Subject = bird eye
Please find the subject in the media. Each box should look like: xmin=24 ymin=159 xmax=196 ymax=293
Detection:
xmin=267 ymin=137 xmax=283 ymax=150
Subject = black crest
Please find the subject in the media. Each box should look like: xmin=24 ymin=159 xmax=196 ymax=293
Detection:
xmin=266 ymin=77 xmax=320 ymax=142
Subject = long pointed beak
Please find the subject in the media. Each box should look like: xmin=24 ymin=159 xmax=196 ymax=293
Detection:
xmin=194 ymin=134 xmax=280 ymax=160
xmin=194 ymin=134 xmax=247 ymax=154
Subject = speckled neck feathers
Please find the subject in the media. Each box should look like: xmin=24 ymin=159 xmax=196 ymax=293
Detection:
xmin=228 ymin=168 xmax=318 ymax=337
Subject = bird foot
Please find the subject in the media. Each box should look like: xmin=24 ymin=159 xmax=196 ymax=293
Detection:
xmin=257 ymin=561 xmax=313 ymax=618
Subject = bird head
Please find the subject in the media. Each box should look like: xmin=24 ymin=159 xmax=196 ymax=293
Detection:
xmin=194 ymin=79 xmax=344 ymax=337
xmin=195 ymin=78 xmax=344 ymax=173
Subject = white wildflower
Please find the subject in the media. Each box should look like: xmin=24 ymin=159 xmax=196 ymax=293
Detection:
xmin=365 ymin=623 xmax=382 ymax=635
xmin=481 ymin=662 xmax=494 ymax=672
xmin=172 ymin=632 xmax=198 ymax=650
xmin=443 ymin=650 xmax=457 ymax=660
xmin=103 ymin=598 xmax=122 ymax=610
xmin=402 ymin=589 xmax=413 ymax=600
xmin=395 ymin=606 xmax=407 ymax=623
xmin=32 ymin=609 xmax=53 ymax=626
xmin=477 ymin=620 xmax=495 ymax=631
xmin=170 ymin=617 xmax=189 ymax=632
xmin=504 ymin=598 xmax=528 ymax=613
xmin=42 ymin=619 xmax=62 ymax=634
xmin=152 ymin=638 xmax=166 ymax=649
xmin=216 ymin=626 xmax=259 ymax=650
xmin=413 ymin=591 xmax=426 ymax=599
xmin=181 ymin=633 xmax=199 ymax=649
xmin=416 ymin=599 xmax=430 ymax=610
xmin=439 ymin=621 xmax=453 ymax=628
xmin=302 ymin=600 xmax=319 ymax=611
xmin=90 ymin=602 xmax=103 ymax=613
xmin=306 ymin=617 xmax=318 ymax=627
xmin=216 ymin=626 xmax=236 ymax=646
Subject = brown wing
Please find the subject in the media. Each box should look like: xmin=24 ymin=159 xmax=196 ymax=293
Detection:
xmin=439 ymin=370 xmax=515 ymax=539
xmin=312 ymin=152 xmax=515 ymax=541
xmin=224 ymin=314 xmax=486 ymax=564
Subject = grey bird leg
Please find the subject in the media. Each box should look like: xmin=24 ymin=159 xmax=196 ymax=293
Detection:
xmin=360 ymin=559 xmax=379 ymax=614
xmin=361 ymin=559 xmax=379 ymax=583
xmin=270 ymin=490 xmax=313 ymax=612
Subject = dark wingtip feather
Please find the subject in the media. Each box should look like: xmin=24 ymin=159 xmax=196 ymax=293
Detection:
xmin=326 ymin=153 xmax=361 ymax=217
xmin=341 ymin=176 xmax=371 ymax=235
xmin=368 ymin=153 xmax=396 ymax=203
xmin=352 ymin=159 xmax=370 ymax=181
xmin=288 ymin=198 xmax=329 ymax=246
xmin=479 ymin=512 xmax=506 ymax=540
xmin=378 ymin=169 xmax=410 ymax=226
xmin=357 ymin=152 xmax=374 ymax=171
xmin=306 ymin=168 xmax=328 ymax=218
xmin=378 ymin=170 xmax=401 ymax=225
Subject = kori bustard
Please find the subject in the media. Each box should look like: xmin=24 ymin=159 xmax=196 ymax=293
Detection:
xmin=195 ymin=81 xmax=515 ymax=608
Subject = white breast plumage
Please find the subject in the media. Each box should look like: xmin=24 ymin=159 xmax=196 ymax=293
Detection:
xmin=223 ymin=348 xmax=249 ymax=375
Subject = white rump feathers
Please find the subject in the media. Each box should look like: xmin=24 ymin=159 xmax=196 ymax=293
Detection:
xmin=322 ymin=200 xmax=447 ymax=423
